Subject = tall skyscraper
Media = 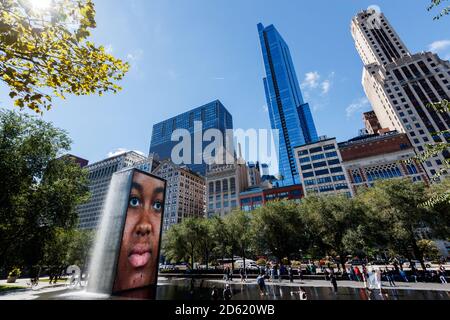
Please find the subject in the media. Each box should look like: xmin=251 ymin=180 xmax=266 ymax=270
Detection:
xmin=258 ymin=23 xmax=319 ymax=186
xmin=149 ymin=100 xmax=233 ymax=176
xmin=351 ymin=9 xmax=450 ymax=178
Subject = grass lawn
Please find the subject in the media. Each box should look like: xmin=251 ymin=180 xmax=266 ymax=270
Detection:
xmin=40 ymin=278 xmax=68 ymax=283
xmin=0 ymin=285 xmax=25 ymax=293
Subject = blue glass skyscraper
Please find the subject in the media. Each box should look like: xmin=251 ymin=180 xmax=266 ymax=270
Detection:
xmin=149 ymin=100 xmax=233 ymax=176
xmin=258 ymin=23 xmax=319 ymax=186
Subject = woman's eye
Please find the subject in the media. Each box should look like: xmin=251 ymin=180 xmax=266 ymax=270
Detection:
xmin=153 ymin=201 xmax=163 ymax=211
xmin=129 ymin=197 xmax=140 ymax=208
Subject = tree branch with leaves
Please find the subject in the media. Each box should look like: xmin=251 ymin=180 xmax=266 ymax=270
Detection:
xmin=0 ymin=0 xmax=129 ymax=113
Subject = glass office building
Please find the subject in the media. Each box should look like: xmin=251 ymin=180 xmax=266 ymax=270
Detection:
xmin=258 ymin=23 xmax=319 ymax=186
xmin=149 ymin=100 xmax=233 ymax=176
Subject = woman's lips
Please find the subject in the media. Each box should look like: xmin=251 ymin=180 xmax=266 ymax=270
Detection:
xmin=128 ymin=245 xmax=151 ymax=268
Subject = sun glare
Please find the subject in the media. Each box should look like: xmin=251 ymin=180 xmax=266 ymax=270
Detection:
xmin=29 ymin=0 xmax=53 ymax=10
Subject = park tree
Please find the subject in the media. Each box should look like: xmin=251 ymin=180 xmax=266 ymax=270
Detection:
xmin=251 ymin=200 xmax=309 ymax=264
xmin=358 ymin=179 xmax=447 ymax=270
xmin=66 ymin=228 xmax=94 ymax=274
xmin=300 ymin=195 xmax=366 ymax=271
xmin=196 ymin=218 xmax=215 ymax=269
xmin=162 ymin=223 xmax=189 ymax=265
xmin=162 ymin=218 xmax=207 ymax=269
xmin=0 ymin=109 xmax=90 ymax=276
xmin=0 ymin=0 xmax=129 ymax=113
xmin=209 ymin=215 xmax=232 ymax=265
xmin=224 ymin=210 xmax=252 ymax=271
xmin=417 ymin=239 xmax=441 ymax=261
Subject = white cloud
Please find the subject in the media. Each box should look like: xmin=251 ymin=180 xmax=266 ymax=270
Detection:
xmin=126 ymin=49 xmax=144 ymax=61
xmin=346 ymin=97 xmax=371 ymax=118
xmin=321 ymin=80 xmax=331 ymax=94
xmin=213 ymin=77 xmax=225 ymax=80
xmin=302 ymin=71 xmax=335 ymax=96
xmin=262 ymin=105 xmax=269 ymax=113
xmin=428 ymin=40 xmax=450 ymax=52
xmin=107 ymin=148 xmax=146 ymax=158
xmin=302 ymin=71 xmax=321 ymax=89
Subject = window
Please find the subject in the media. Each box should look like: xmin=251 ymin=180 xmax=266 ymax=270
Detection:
xmin=311 ymin=154 xmax=325 ymax=161
xmin=313 ymin=161 xmax=327 ymax=169
xmin=301 ymin=164 xmax=312 ymax=171
xmin=299 ymin=157 xmax=311 ymax=164
xmin=330 ymin=167 xmax=343 ymax=174
xmin=303 ymin=172 xmax=315 ymax=178
xmin=297 ymin=150 xmax=308 ymax=156
xmin=315 ymin=169 xmax=330 ymax=176
xmin=309 ymin=147 xmax=323 ymax=154
xmin=323 ymin=144 xmax=335 ymax=151
xmin=317 ymin=177 xmax=332 ymax=184
xmin=328 ymin=159 xmax=341 ymax=166
xmin=326 ymin=151 xmax=338 ymax=158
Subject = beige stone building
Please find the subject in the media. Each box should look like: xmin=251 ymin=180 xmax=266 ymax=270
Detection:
xmin=351 ymin=9 xmax=450 ymax=179
xmin=153 ymin=160 xmax=206 ymax=232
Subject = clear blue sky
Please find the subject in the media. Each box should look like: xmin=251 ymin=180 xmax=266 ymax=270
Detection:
xmin=2 ymin=0 xmax=450 ymax=174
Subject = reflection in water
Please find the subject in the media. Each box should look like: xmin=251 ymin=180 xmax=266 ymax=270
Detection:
xmin=34 ymin=278 xmax=450 ymax=301
xmin=155 ymin=279 xmax=450 ymax=301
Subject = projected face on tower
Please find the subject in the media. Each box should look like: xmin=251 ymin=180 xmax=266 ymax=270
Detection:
xmin=113 ymin=171 xmax=165 ymax=293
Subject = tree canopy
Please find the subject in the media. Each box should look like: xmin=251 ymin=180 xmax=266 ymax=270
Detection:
xmin=0 ymin=109 xmax=90 ymax=275
xmin=0 ymin=0 xmax=129 ymax=113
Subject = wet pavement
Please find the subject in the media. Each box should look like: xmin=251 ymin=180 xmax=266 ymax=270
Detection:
xmin=1 ymin=278 xmax=449 ymax=300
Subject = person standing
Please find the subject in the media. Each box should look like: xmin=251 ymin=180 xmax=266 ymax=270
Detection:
xmin=211 ymin=286 xmax=220 ymax=301
xmin=439 ymin=265 xmax=447 ymax=284
xmin=257 ymin=273 xmax=267 ymax=296
xmin=385 ymin=268 xmax=396 ymax=287
xmin=353 ymin=266 xmax=361 ymax=282
xmin=330 ymin=273 xmax=338 ymax=293
xmin=288 ymin=266 xmax=294 ymax=283
xmin=399 ymin=267 xmax=408 ymax=282
xmin=277 ymin=265 xmax=282 ymax=283
xmin=240 ymin=268 xmax=245 ymax=283
xmin=223 ymin=284 xmax=232 ymax=301
xmin=375 ymin=268 xmax=383 ymax=296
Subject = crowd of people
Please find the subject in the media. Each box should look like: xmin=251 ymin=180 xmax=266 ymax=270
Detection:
xmin=211 ymin=260 xmax=448 ymax=300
